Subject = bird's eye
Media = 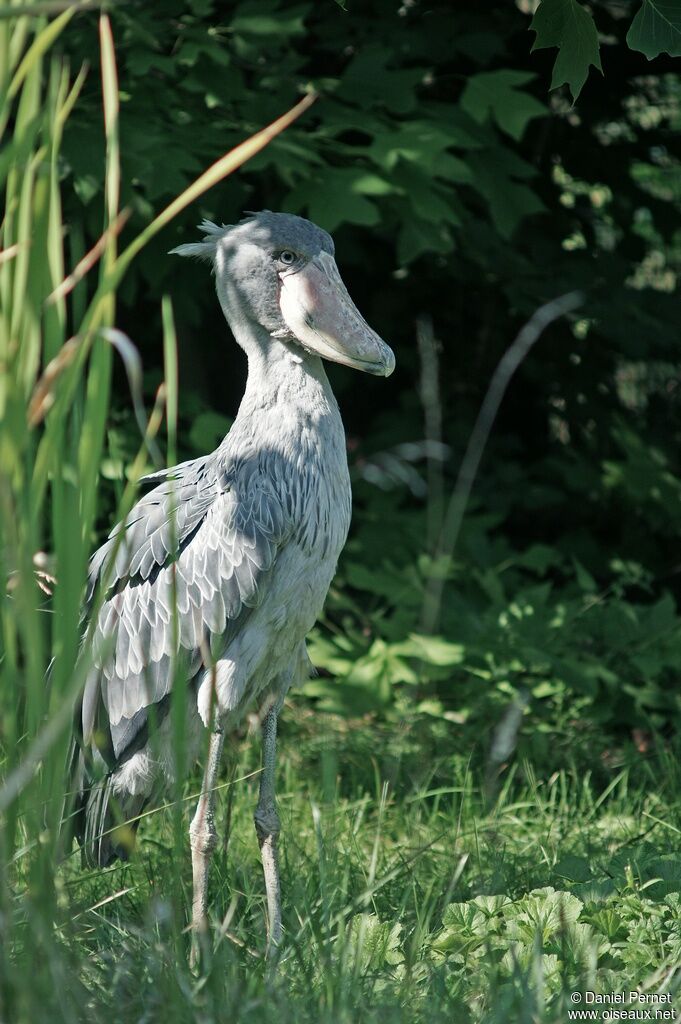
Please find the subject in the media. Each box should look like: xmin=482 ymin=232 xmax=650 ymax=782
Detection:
xmin=278 ymin=250 xmax=296 ymax=266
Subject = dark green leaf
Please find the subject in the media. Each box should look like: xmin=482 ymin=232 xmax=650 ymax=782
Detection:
xmin=627 ymin=0 xmax=681 ymax=59
xmin=466 ymin=151 xmax=545 ymax=238
xmin=397 ymin=216 xmax=454 ymax=264
xmin=188 ymin=411 xmax=233 ymax=453
xmin=339 ymin=47 xmax=422 ymax=114
xmin=230 ymin=4 xmax=308 ymax=37
xmin=530 ymin=0 xmax=603 ymax=103
xmin=460 ymin=70 xmax=548 ymax=140
xmin=284 ymin=167 xmax=381 ymax=232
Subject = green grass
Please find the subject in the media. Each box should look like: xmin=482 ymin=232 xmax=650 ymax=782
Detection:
xmin=5 ymin=711 xmax=681 ymax=1023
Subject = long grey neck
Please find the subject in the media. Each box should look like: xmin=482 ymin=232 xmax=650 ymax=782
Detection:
xmin=222 ymin=310 xmax=345 ymax=454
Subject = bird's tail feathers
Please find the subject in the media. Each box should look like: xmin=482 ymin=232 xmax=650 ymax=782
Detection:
xmin=82 ymin=776 xmax=144 ymax=868
xmin=63 ymin=728 xmax=145 ymax=869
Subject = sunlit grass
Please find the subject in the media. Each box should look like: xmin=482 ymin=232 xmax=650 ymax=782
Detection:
xmin=7 ymin=708 xmax=681 ymax=1022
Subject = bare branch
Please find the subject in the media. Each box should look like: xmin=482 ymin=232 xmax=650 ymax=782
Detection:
xmin=421 ymin=291 xmax=583 ymax=633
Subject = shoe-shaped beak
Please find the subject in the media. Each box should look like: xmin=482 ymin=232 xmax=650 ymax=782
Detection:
xmin=278 ymin=251 xmax=395 ymax=377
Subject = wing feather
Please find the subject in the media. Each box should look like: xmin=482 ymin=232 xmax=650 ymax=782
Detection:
xmin=82 ymin=451 xmax=290 ymax=759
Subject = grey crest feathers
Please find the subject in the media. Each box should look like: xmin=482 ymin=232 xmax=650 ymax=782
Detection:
xmin=169 ymin=218 xmax=226 ymax=263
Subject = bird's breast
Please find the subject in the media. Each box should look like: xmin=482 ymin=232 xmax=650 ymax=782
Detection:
xmin=295 ymin=454 xmax=352 ymax=561
xmin=233 ymin=381 xmax=352 ymax=565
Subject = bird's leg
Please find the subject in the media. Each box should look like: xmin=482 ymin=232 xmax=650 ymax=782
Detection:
xmin=189 ymin=722 xmax=225 ymax=968
xmin=254 ymin=704 xmax=282 ymax=955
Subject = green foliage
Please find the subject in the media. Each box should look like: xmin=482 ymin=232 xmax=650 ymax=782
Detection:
xmin=432 ymin=877 xmax=681 ymax=1000
xmin=531 ymin=0 xmax=681 ymax=99
xmin=530 ymin=0 xmax=603 ymax=103
xmin=460 ymin=70 xmax=548 ymax=141
xmin=628 ymin=0 xmax=681 ymax=60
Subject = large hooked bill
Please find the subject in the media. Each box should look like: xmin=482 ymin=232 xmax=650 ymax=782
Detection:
xmin=278 ymin=250 xmax=395 ymax=377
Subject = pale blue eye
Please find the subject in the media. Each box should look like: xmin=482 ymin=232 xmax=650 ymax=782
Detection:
xmin=279 ymin=250 xmax=296 ymax=265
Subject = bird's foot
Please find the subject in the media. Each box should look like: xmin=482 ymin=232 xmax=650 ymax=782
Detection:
xmin=189 ymin=811 xmax=219 ymax=970
xmin=255 ymin=808 xmax=282 ymax=956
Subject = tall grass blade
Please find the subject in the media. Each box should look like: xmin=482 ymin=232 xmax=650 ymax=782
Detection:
xmin=6 ymin=7 xmax=75 ymax=99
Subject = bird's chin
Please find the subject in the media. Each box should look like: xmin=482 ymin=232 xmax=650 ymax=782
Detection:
xmin=278 ymin=252 xmax=395 ymax=377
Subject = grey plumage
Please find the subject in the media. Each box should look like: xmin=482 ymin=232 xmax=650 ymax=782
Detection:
xmin=84 ymin=451 xmax=286 ymax=738
xmin=75 ymin=446 xmax=292 ymax=864
xmin=70 ymin=212 xmax=394 ymax=943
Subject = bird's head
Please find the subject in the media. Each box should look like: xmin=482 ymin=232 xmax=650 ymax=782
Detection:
xmin=171 ymin=211 xmax=395 ymax=377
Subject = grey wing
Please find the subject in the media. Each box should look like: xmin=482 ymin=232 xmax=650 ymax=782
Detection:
xmin=84 ymin=455 xmax=213 ymax=607
xmin=82 ymin=453 xmax=289 ymax=761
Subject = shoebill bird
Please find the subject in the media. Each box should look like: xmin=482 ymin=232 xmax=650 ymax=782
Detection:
xmin=71 ymin=211 xmax=395 ymax=958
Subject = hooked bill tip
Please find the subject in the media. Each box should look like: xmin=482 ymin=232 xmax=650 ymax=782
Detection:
xmin=383 ymin=349 xmax=396 ymax=377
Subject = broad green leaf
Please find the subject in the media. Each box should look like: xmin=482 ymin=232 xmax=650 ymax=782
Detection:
xmin=349 ymin=172 xmax=395 ymax=196
xmin=627 ymin=0 xmax=681 ymax=58
xmin=516 ymin=544 xmax=562 ymax=575
xmin=139 ymin=146 xmax=202 ymax=202
xmin=306 ymin=635 xmax=355 ymax=677
xmin=430 ymin=152 xmax=473 ymax=183
xmin=284 ymin=167 xmax=381 ymax=232
xmin=302 ymin=674 xmax=390 ymax=714
xmin=466 ymin=151 xmax=545 ymax=238
xmin=507 ymin=887 xmax=584 ymax=938
xmin=442 ymin=901 xmax=487 ymax=933
xmin=553 ymin=855 xmax=592 ymax=882
xmin=397 ymin=216 xmax=453 ymax=264
xmin=242 ymin=135 xmax=325 ymax=177
xmin=340 ymin=47 xmax=422 ymax=115
xmin=470 ymin=894 xmax=512 ymax=919
xmin=530 ymin=0 xmax=603 ymax=103
xmin=230 ymin=5 xmax=308 ymax=37
xmin=572 ymin=557 xmax=597 ymax=592
xmin=588 ymin=907 xmax=629 ymax=941
xmin=368 ymin=118 xmax=481 ymax=175
xmin=460 ymin=70 xmax=547 ymax=141
xmin=343 ymin=561 xmax=409 ymax=600
xmin=344 ymin=640 xmax=414 ymax=697
xmin=433 ymin=902 xmax=490 ymax=953
xmin=391 ymin=161 xmax=460 ymax=226
xmin=500 ymin=948 xmax=561 ymax=980
xmin=345 ymin=915 xmax=403 ymax=970
xmin=392 ymin=633 xmax=465 ymax=666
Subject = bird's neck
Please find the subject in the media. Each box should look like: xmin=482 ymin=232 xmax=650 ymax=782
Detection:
xmin=227 ymin=318 xmax=345 ymax=450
